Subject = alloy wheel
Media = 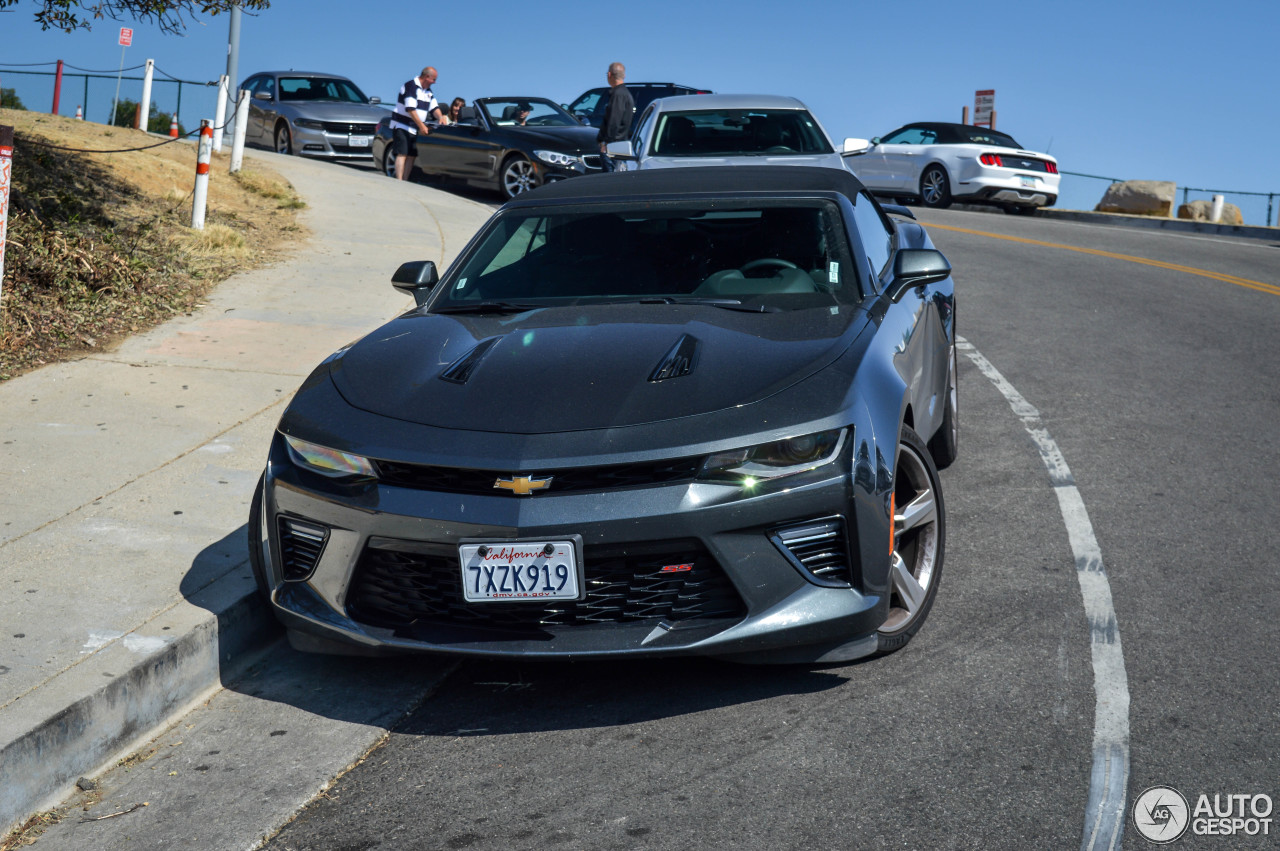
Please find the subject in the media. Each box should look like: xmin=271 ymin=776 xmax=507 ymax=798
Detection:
xmin=502 ymin=157 xmax=536 ymax=198
xmin=882 ymin=437 xmax=942 ymax=634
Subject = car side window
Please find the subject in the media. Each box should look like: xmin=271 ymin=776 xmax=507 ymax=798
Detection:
xmin=632 ymin=105 xmax=656 ymax=151
xmin=850 ymin=192 xmax=894 ymax=282
xmin=882 ymin=127 xmax=934 ymax=145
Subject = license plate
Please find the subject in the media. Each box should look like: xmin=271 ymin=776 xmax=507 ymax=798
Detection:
xmin=348 ymin=135 xmax=372 ymax=148
xmin=459 ymin=541 xmax=579 ymax=602
xmin=1020 ymin=175 xmax=1038 ymax=187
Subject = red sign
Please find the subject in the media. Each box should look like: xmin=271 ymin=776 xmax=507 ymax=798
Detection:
xmin=119 ymin=27 xmax=133 ymax=46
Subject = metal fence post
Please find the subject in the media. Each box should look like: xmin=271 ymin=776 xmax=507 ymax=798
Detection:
xmin=52 ymin=59 xmax=64 ymax=115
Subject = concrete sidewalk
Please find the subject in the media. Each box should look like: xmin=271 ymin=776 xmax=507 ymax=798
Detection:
xmin=0 ymin=152 xmax=495 ymax=834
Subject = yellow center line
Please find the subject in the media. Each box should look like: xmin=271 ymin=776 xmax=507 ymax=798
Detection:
xmin=928 ymin=222 xmax=1280 ymax=298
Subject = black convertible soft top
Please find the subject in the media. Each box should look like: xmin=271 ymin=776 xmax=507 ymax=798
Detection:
xmin=510 ymin=165 xmax=870 ymax=206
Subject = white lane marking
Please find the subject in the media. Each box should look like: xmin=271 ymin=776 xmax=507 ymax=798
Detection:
xmin=958 ymin=337 xmax=1131 ymax=851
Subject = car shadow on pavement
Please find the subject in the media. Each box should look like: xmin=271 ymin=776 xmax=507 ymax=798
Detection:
xmin=393 ymin=656 xmax=852 ymax=737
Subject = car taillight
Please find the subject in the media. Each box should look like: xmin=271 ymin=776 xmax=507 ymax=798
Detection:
xmin=980 ymin=153 xmax=1003 ymax=166
xmin=1045 ymin=161 xmax=1059 ymax=174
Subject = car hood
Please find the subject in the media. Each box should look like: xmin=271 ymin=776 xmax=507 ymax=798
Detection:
xmin=329 ymin=305 xmax=867 ymax=434
xmin=283 ymin=101 xmax=391 ymax=122
xmin=500 ymin=124 xmax=601 ymax=152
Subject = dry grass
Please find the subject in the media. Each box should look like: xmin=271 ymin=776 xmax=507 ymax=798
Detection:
xmin=0 ymin=108 xmax=308 ymax=380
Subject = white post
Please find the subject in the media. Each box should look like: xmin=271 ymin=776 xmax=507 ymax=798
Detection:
xmin=0 ymin=126 xmax=12 ymax=320
xmin=192 ymin=120 xmax=213 ymax=230
xmin=212 ymin=75 xmax=229 ymax=152
xmin=139 ymin=59 xmax=154 ymax=133
xmin=1210 ymin=194 xmax=1225 ymax=223
xmin=230 ymin=89 xmax=250 ymax=173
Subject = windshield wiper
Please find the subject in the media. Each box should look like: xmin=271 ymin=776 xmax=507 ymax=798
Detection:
xmin=432 ymin=301 xmax=543 ymax=315
xmin=632 ymin=297 xmax=780 ymax=313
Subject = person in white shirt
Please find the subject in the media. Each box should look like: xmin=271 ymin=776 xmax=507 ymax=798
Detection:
xmin=390 ymin=66 xmax=449 ymax=181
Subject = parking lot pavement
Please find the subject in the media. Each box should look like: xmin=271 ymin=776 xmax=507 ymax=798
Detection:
xmin=0 ymin=150 xmax=496 ymax=835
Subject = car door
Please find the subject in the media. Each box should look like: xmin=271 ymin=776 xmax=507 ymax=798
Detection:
xmin=876 ymin=126 xmax=938 ymax=190
xmin=448 ymin=106 xmax=510 ymax=181
xmin=245 ymin=75 xmax=278 ymax=144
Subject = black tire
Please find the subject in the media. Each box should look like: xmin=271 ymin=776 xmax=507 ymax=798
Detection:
xmin=876 ymin=425 xmax=946 ymax=655
xmin=274 ymin=123 xmax=293 ymax=156
xmin=381 ymin=145 xmax=397 ymax=178
xmin=499 ymin=154 xmax=539 ymax=200
xmin=918 ymin=165 xmax=951 ymax=209
xmin=928 ymin=340 xmax=959 ymax=469
xmin=246 ymin=472 xmax=273 ymax=603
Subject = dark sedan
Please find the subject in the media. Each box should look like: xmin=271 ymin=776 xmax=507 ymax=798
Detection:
xmin=372 ymin=97 xmax=603 ymax=200
xmin=249 ymin=166 xmax=957 ymax=664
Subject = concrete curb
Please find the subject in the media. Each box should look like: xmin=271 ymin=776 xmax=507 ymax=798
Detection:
xmin=0 ymin=571 xmax=275 ymax=833
xmin=1033 ymin=208 xmax=1278 ymax=241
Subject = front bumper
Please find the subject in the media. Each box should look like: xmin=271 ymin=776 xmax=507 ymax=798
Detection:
xmin=259 ymin=434 xmax=888 ymax=663
xmin=290 ymin=123 xmax=376 ymax=159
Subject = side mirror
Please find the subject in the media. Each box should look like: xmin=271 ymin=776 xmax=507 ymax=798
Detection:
xmin=842 ymin=137 xmax=872 ymax=154
xmin=391 ymin=260 xmax=439 ymax=306
xmin=605 ymin=140 xmax=635 ymax=160
xmin=369 ymin=96 xmax=382 ymax=105
xmin=884 ymin=249 xmax=951 ymax=302
xmin=870 ymin=137 xmax=882 ymax=146
xmin=253 ymin=91 xmax=273 ymax=101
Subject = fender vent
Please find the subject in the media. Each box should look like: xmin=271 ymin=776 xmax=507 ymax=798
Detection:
xmin=278 ymin=516 xmax=329 ymax=582
xmin=771 ymin=517 xmax=854 ymax=588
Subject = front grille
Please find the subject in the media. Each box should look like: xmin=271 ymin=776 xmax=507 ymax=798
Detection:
xmin=771 ymin=517 xmax=854 ymax=588
xmin=321 ymin=121 xmax=377 ymax=135
xmin=347 ymin=538 xmax=745 ymax=634
xmin=374 ymin=456 xmax=702 ymax=496
xmin=277 ymin=516 xmax=329 ymax=581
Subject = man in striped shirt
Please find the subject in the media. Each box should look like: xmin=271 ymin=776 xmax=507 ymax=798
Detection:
xmin=391 ymin=66 xmax=449 ymax=181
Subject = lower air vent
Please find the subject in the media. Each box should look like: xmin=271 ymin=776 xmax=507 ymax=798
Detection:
xmin=771 ymin=517 xmax=854 ymax=588
xmin=277 ymin=516 xmax=329 ymax=582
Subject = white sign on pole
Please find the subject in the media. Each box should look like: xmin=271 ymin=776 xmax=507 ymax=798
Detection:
xmin=974 ymin=89 xmax=995 ymax=128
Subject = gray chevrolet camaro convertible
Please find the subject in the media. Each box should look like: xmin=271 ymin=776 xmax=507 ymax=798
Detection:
xmin=249 ymin=166 xmax=958 ymax=664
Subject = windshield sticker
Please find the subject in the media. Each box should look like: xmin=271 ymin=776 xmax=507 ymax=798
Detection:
xmin=828 ymin=262 xmax=839 ymax=284
xmin=455 ymin=278 xmax=467 ymax=290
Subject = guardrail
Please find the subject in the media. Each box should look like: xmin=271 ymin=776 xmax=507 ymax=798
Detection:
xmin=1061 ymin=169 xmax=1276 ymax=227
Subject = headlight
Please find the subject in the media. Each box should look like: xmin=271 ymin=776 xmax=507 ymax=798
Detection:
xmin=284 ymin=435 xmax=376 ymax=479
xmin=534 ymin=149 xmax=581 ymax=167
xmin=699 ymin=429 xmax=846 ymax=484
xmin=293 ymin=119 xmax=326 ymax=130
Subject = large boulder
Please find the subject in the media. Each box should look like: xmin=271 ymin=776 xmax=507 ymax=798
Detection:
xmin=1095 ymin=180 xmax=1177 ymax=216
xmin=1177 ymin=199 xmax=1244 ymax=225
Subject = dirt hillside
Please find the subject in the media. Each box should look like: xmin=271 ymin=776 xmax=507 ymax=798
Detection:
xmin=0 ymin=109 xmax=306 ymax=380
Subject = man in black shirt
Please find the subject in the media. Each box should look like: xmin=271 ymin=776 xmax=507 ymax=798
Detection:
xmin=596 ymin=62 xmax=633 ymax=173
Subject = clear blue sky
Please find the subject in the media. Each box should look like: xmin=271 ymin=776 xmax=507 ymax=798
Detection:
xmin=2 ymin=0 xmax=1278 ymax=224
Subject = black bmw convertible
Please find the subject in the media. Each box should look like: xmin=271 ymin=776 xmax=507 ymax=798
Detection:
xmin=372 ymin=96 xmax=603 ymax=200
xmin=250 ymin=166 xmax=958 ymax=664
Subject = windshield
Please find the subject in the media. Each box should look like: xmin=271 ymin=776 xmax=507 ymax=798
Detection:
xmin=436 ymin=201 xmax=860 ymax=311
xmin=278 ymin=77 xmax=369 ymax=104
xmin=483 ymin=99 xmax=579 ymax=127
xmin=650 ymin=109 xmax=834 ymax=157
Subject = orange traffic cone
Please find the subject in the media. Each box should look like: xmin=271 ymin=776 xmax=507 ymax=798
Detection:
xmin=169 ymin=115 xmax=179 ymax=138
xmin=74 ymin=104 xmax=83 ymax=120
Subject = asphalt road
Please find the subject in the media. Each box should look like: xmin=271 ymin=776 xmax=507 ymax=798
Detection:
xmin=34 ymin=206 xmax=1280 ymax=851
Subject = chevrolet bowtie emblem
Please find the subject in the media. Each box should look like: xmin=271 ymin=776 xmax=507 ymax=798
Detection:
xmin=493 ymin=475 xmax=552 ymax=496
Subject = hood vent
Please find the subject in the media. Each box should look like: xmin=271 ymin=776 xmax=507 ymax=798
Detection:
xmin=439 ymin=337 xmax=501 ymax=385
xmin=648 ymin=334 xmax=700 ymax=382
